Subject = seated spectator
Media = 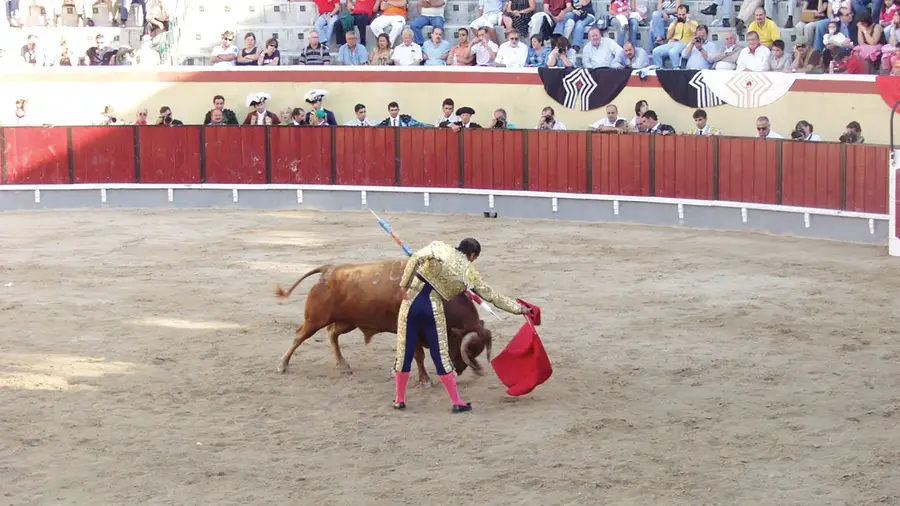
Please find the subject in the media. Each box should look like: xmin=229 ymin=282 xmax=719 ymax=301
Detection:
xmin=338 ymin=31 xmax=370 ymax=64
xmin=243 ymin=93 xmax=280 ymax=125
xmin=615 ymin=40 xmax=650 ymax=68
xmin=853 ymin=12 xmax=885 ymax=70
xmin=756 ymin=115 xmax=782 ymax=138
xmin=641 ymin=110 xmax=675 ymax=135
xmin=211 ymin=31 xmax=238 ymax=68
xmin=53 ymin=39 xmax=77 ymax=66
xmin=116 ymin=0 xmax=147 ymax=28
xmin=495 ymin=29 xmax=528 ymax=66
xmin=7 ymin=0 xmax=21 ymax=27
xmin=813 ymin=6 xmax=852 ymax=52
xmin=699 ymin=0 xmax=733 ymax=28
xmin=439 ymin=106 xmax=482 ymax=130
xmin=236 ymin=32 xmax=260 ymax=66
xmin=304 ymin=89 xmax=338 ymax=126
xmin=614 ymin=118 xmax=631 ymax=132
xmin=537 ymin=106 xmax=566 ymax=130
xmin=422 ymin=26 xmax=452 ymax=65
xmin=203 ymin=95 xmax=239 ymax=125
xmin=529 ymin=0 xmax=572 ymax=41
xmin=258 ymin=38 xmax=281 ymax=66
xmin=650 ymin=0 xmax=681 ymax=47
xmin=114 ymin=46 xmax=136 ymax=65
xmin=448 ymin=27 xmax=476 ymax=65
xmin=338 ymin=0 xmax=378 ymax=47
xmin=709 ymin=31 xmax=744 ymax=69
xmin=86 ymin=33 xmax=110 ymax=66
xmin=434 ymin=98 xmax=459 ymax=126
xmin=471 ymin=26 xmax=500 ymax=65
xmin=279 ymin=108 xmax=294 ymax=124
xmin=746 ymin=7 xmax=780 ymax=47
xmin=300 ymin=32 xmax=330 ymax=65
xmin=371 ymin=0 xmax=408 ymax=47
xmin=526 ymin=34 xmax=551 ymax=66
xmin=839 ymin=121 xmax=865 ymax=143
xmin=392 ymin=28 xmax=424 ymax=65
xmin=589 ymin=104 xmax=625 ymax=132
xmin=502 ymin=0 xmax=536 ymax=39
xmin=370 ymin=33 xmax=394 ymax=64
xmin=157 ymin=106 xmax=183 ymax=126
xmin=144 ymin=0 xmax=170 ymax=38
xmin=562 ymin=0 xmax=596 ymax=50
xmin=378 ymin=101 xmax=428 ymax=126
xmin=630 ymin=100 xmax=649 ymax=130
xmin=409 ymin=0 xmax=447 ymax=45
xmin=207 ymin=109 xmax=228 ymax=126
xmin=21 ymin=34 xmax=45 ymax=66
xmin=831 ymin=46 xmax=866 ymax=72
xmin=793 ymin=0 xmax=827 ymax=43
xmin=768 ymin=39 xmax=792 ymax=70
xmin=823 ymin=20 xmax=850 ymax=48
xmin=547 ymin=35 xmax=576 ymax=67
xmin=471 ymin=0 xmax=504 ymax=44
xmin=314 ymin=0 xmax=342 ymax=46
xmin=789 ymin=41 xmax=824 ymax=72
xmin=681 ymin=24 xmax=716 ymax=69
xmin=133 ymin=108 xmax=149 ymax=125
xmin=882 ymin=17 xmax=900 ymax=69
xmin=135 ymin=34 xmax=160 ymax=66
xmin=736 ymin=31 xmax=771 ymax=70
xmin=288 ymin=108 xmax=308 ymax=126
xmin=611 ymin=0 xmax=641 ymax=48
xmin=882 ymin=0 xmax=900 ymax=39
xmin=582 ymin=27 xmax=621 ymax=68
xmin=685 ymin=109 xmax=720 ymax=135
xmin=345 ymin=103 xmax=380 ymax=125
xmin=651 ymin=4 xmax=697 ymax=68
xmin=491 ymin=108 xmax=517 ymax=128
xmin=790 ymin=120 xmax=822 ymax=141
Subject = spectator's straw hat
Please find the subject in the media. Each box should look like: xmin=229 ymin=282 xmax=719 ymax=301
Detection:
xmin=246 ymin=92 xmax=272 ymax=107
xmin=304 ymin=89 xmax=328 ymax=104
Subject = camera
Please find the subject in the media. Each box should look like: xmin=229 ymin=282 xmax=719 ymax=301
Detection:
xmin=790 ymin=127 xmax=805 ymax=140
xmin=492 ymin=117 xmax=507 ymax=129
xmin=693 ymin=36 xmax=702 ymax=43
xmin=839 ymin=131 xmax=859 ymax=143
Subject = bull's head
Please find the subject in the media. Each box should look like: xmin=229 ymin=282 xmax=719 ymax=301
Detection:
xmin=450 ymin=319 xmax=493 ymax=377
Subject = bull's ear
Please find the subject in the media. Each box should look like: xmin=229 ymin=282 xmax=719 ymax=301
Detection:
xmin=450 ymin=328 xmax=465 ymax=337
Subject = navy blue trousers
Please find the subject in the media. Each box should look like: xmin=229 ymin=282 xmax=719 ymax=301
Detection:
xmin=398 ymin=283 xmax=451 ymax=375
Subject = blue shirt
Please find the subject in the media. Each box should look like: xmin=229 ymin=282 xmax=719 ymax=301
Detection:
xmin=526 ymin=46 xmax=550 ymax=67
xmin=614 ymin=46 xmax=649 ymax=69
xmin=338 ymin=43 xmax=369 ymax=65
xmin=422 ymin=39 xmax=452 ymax=65
xmin=581 ymin=38 xmax=620 ymax=68
xmin=548 ymin=47 xmax=578 ymax=68
xmin=681 ymin=40 xmax=717 ymax=70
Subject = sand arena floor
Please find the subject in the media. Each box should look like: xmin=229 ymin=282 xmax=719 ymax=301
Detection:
xmin=1 ymin=208 xmax=899 ymax=505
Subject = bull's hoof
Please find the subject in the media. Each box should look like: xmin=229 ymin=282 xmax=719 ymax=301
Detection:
xmin=393 ymin=402 xmax=406 ymax=410
xmin=336 ymin=362 xmax=353 ymax=375
xmin=451 ymin=402 xmax=473 ymax=414
xmin=278 ymin=362 xmax=288 ymax=374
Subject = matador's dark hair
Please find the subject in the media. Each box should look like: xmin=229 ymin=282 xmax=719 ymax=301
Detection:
xmin=456 ymin=238 xmax=481 ymax=257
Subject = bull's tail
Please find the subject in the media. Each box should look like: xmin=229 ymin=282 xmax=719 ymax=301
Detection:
xmin=275 ymin=265 xmax=330 ymax=298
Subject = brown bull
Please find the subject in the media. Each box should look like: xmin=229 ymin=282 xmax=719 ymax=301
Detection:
xmin=275 ymin=258 xmax=493 ymax=386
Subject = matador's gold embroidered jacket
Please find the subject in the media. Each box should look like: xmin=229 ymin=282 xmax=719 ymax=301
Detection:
xmin=399 ymin=240 xmax=524 ymax=315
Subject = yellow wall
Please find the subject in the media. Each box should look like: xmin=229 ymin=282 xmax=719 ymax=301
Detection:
xmin=0 ymin=71 xmax=891 ymax=145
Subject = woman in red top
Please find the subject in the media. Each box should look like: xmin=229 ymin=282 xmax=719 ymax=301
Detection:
xmin=336 ymin=0 xmax=380 ymax=46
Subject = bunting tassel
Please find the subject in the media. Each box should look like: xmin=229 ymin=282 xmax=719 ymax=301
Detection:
xmin=369 ymin=209 xmax=502 ymax=321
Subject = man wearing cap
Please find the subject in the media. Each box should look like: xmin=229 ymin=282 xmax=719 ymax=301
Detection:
xmin=438 ymin=107 xmax=481 ymax=130
xmin=303 ymin=89 xmax=338 ymax=126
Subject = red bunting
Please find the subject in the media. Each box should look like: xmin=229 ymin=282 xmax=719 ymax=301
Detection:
xmin=875 ymin=75 xmax=900 ymax=109
xmin=490 ymin=300 xmax=552 ymax=396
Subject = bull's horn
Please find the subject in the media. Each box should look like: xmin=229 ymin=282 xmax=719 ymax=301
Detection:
xmin=460 ymin=332 xmax=483 ymax=376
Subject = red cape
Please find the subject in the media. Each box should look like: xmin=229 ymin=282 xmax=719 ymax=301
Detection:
xmin=490 ymin=300 xmax=552 ymax=396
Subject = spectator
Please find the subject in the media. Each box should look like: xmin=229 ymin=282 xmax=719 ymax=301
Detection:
xmin=314 ymin=0 xmax=342 ymax=45
xmin=243 ymin=93 xmax=280 ymax=125
xmin=114 ymin=46 xmax=136 ymax=65
xmin=391 ymin=28 xmax=424 ymax=66
xmin=448 ymin=28 xmax=476 ymax=65
xmin=790 ymin=41 xmax=825 ymax=72
xmin=144 ymin=0 xmax=170 ymax=38
xmin=768 ymin=39 xmax=792 ymax=70
xmin=370 ymin=33 xmax=393 ymax=64
xmin=813 ymin=5 xmax=852 ymax=52
xmin=259 ymin=37 xmax=282 ymax=66
xmin=853 ymin=12 xmax=884 ymax=70
xmin=709 ymin=31 xmax=744 ymax=69
xmin=378 ymin=101 xmax=428 ymax=126
xmin=203 ymin=95 xmax=239 ymax=125
xmin=882 ymin=15 xmax=900 ymax=68
xmin=699 ymin=0 xmax=733 ymax=28
xmin=339 ymin=0 xmax=378 ymax=47
xmin=53 ymin=39 xmax=77 ymax=66
xmin=422 ymin=26 xmax=452 ymax=65
xmin=756 ymin=116 xmax=782 ymax=138
xmin=346 ymin=103 xmax=380 ymax=125
xmin=839 ymin=121 xmax=865 ymax=143
xmin=531 ymin=0 xmax=573 ymax=40
xmin=133 ymin=108 xmax=149 ymax=125
xmin=651 ymin=4 xmax=697 ymax=68
xmin=823 ymin=20 xmax=849 ymax=47
xmin=614 ymin=118 xmax=631 ymax=132
xmin=98 ymin=105 xmax=125 ymax=126
xmin=211 ymin=31 xmax=238 ymax=68
xmin=410 ymin=0 xmax=447 ymax=45
xmin=611 ymin=0 xmax=641 ymax=47
xmin=440 ymin=106 xmax=482 ymax=130
xmin=288 ymin=108 xmax=308 ymax=126
xmin=279 ymin=108 xmax=293 ymax=124
xmin=502 ymin=0 xmax=536 ymax=39
xmin=236 ymin=32 xmax=260 ymax=66
xmin=471 ymin=26 xmax=500 ymax=65
xmin=495 ymin=29 xmax=528 ymax=66
xmin=21 ymin=35 xmax=45 ymax=66
xmin=304 ymin=89 xmax=338 ymax=126
xmin=157 ymin=106 xmax=183 ymax=126
xmin=630 ymin=100 xmax=649 ymax=130
xmin=790 ymin=120 xmax=822 ymax=140
xmin=685 ymin=109 xmax=720 ymax=135
xmin=589 ymin=104 xmax=625 ymax=132
xmin=7 ymin=0 xmax=20 ymax=27
xmin=581 ymin=26 xmax=620 ymax=68
xmin=650 ymin=0 xmax=681 ymax=47
xmin=136 ymin=34 xmax=160 ymax=66
xmin=338 ymin=31 xmax=370 ymax=64
xmin=491 ymin=108 xmax=517 ymax=128
xmin=434 ymin=98 xmax=459 ymax=125
xmin=881 ymin=0 xmax=900 ymax=39
xmin=526 ymin=34 xmax=551 ymax=66
xmin=681 ymin=24 xmax=716 ymax=69
xmin=11 ymin=98 xmax=27 ymax=126
xmin=371 ymin=0 xmax=408 ymax=47
xmin=641 ymin=110 xmax=675 ymax=134
xmin=207 ymin=109 xmax=228 ymax=126
xmin=537 ymin=106 xmax=566 ymax=130
xmin=831 ymin=46 xmax=866 ymax=72
xmin=562 ymin=0 xmax=596 ymax=49
xmin=471 ymin=0 xmax=504 ymax=44
xmin=300 ymin=31 xmax=330 ymax=65
xmin=794 ymin=0 xmax=827 ymax=43
xmin=615 ymin=40 xmax=651 ymax=68
xmin=746 ymin=7 xmax=780 ymax=47
xmin=736 ymin=31 xmax=771 ymax=70
xmin=117 ymin=0 xmax=147 ymax=28
xmin=856 ymin=0 xmax=885 ymax=21
xmin=547 ymin=35 xmax=576 ymax=67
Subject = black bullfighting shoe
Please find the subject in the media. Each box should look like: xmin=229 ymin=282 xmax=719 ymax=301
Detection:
xmin=451 ymin=402 xmax=472 ymax=414
xmin=393 ymin=401 xmax=406 ymax=410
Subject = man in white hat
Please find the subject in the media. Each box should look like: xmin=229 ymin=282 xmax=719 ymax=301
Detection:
xmin=303 ymin=89 xmax=337 ymax=126
xmin=242 ymin=93 xmax=280 ymax=125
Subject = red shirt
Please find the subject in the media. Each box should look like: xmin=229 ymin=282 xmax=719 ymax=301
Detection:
xmin=845 ymin=54 xmax=865 ymax=74
xmin=545 ymin=0 xmax=568 ymax=16
xmin=314 ymin=0 xmax=339 ymax=15
xmin=352 ymin=0 xmax=377 ymax=15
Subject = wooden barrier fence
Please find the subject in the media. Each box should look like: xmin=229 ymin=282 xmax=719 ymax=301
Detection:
xmin=0 ymin=125 xmax=890 ymax=215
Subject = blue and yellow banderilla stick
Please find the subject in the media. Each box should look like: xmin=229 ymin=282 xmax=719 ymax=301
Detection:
xmin=368 ymin=209 xmax=502 ymax=321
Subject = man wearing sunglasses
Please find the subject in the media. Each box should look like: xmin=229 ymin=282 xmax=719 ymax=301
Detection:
xmin=211 ymin=30 xmax=239 ymax=68
xmin=755 ymin=116 xmax=783 ymax=139
xmin=493 ymin=30 xmax=528 ymax=66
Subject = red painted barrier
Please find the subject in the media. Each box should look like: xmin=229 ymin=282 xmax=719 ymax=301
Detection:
xmin=0 ymin=126 xmax=891 ymax=220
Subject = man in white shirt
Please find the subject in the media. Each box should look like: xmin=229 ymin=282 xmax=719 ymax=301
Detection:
xmin=210 ymin=30 xmax=238 ymax=68
xmin=537 ymin=106 xmax=566 ymax=130
xmin=756 ymin=116 xmax=782 ymax=138
xmin=391 ymin=28 xmax=423 ymax=65
xmin=589 ymin=104 xmax=624 ymax=131
xmin=345 ymin=103 xmax=379 ymax=126
xmin=735 ymin=31 xmax=770 ymax=71
xmin=434 ymin=98 xmax=459 ymax=126
xmin=470 ymin=26 xmax=498 ymax=65
xmin=613 ymin=41 xmax=650 ymax=69
xmin=710 ymin=31 xmax=744 ymax=70
xmin=493 ymin=31 xmax=527 ymax=67
xmin=581 ymin=26 xmax=621 ymax=69
xmin=470 ymin=0 xmax=503 ymax=43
